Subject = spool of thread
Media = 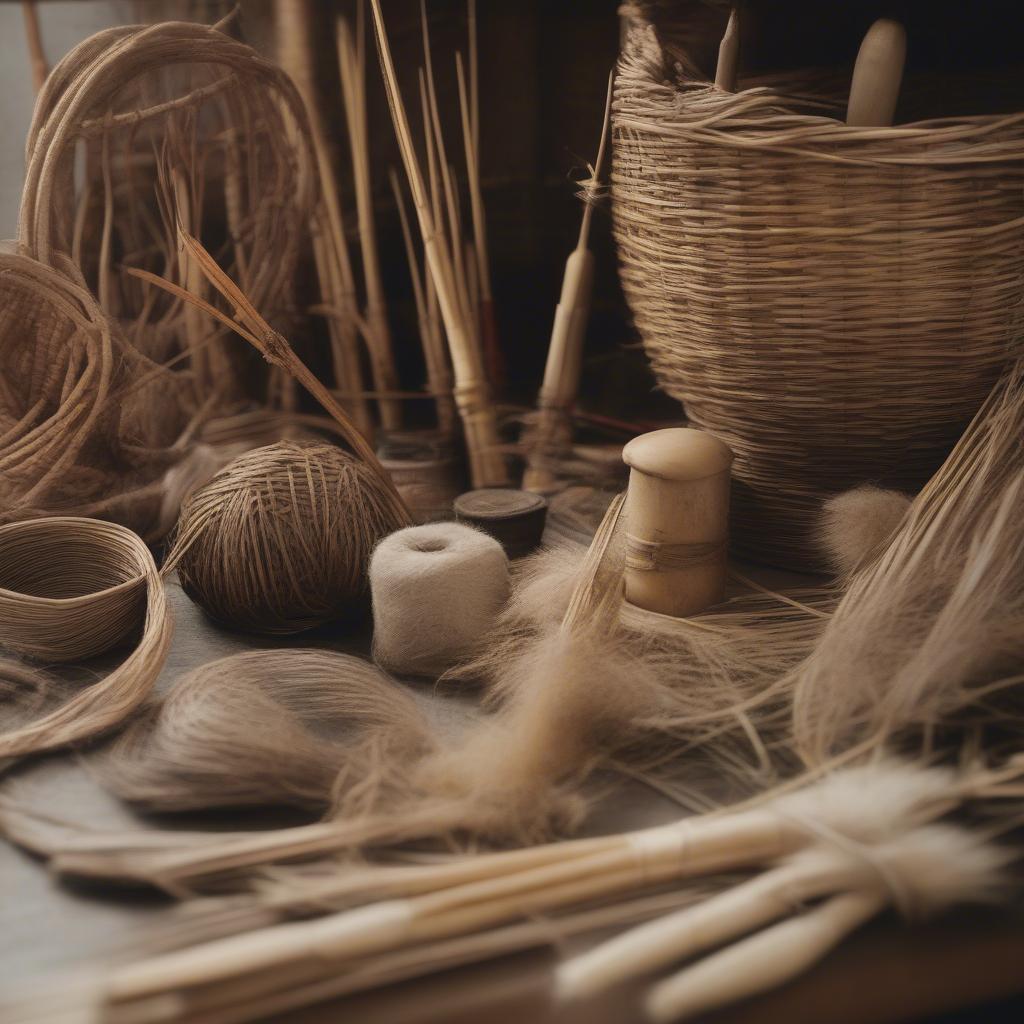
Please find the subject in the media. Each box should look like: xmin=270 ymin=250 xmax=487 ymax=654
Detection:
xmin=376 ymin=430 xmax=464 ymax=523
xmin=168 ymin=440 xmax=406 ymax=635
xmin=453 ymin=488 xmax=548 ymax=558
xmin=370 ymin=522 xmax=510 ymax=677
xmin=622 ymin=428 xmax=734 ymax=618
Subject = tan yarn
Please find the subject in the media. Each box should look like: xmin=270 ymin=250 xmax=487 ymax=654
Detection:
xmin=0 ymin=516 xmax=171 ymax=761
xmin=167 ymin=441 xmax=407 ymax=635
xmin=613 ymin=11 xmax=1024 ymax=569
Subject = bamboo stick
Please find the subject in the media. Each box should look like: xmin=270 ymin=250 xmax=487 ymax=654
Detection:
xmin=338 ymin=4 xmax=402 ymax=431
xmin=714 ymin=7 xmax=740 ymax=93
xmin=523 ymin=71 xmax=614 ymax=493
xmin=370 ymin=0 xmax=508 ymax=487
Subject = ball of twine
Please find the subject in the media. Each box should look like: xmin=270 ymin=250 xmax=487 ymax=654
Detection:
xmin=167 ymin=441 xmax=406 ymax=635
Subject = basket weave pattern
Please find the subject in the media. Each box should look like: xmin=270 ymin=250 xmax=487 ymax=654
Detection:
xmin=612 ymin=29 xmax=1024 ymax=569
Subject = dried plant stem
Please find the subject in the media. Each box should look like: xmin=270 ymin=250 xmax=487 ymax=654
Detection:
xmin=127 ymin=231 xmax=410 ymax=524
xmin=370 ymin=0 xmax=508 ymax=486
xmin=390 ymin=169 xmax=455 ymax=432
xmin=273 ymin=0 xmax=372 ymax=435
xmin=338 ymin=5 xmax=401 ymax=432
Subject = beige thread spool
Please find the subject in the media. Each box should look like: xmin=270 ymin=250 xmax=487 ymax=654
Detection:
xmin=622 ymin=428 xmax=734 ymax=618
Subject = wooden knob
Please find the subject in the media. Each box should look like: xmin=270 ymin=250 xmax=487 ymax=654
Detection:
xmin=847 ymin=18 xmax=906 ymax=127
xmin=622 ymin=429 xmax=733 ymax=618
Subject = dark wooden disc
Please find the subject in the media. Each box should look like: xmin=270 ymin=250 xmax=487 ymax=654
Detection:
xmin=453 ymin=488 xmax=548 ymax=558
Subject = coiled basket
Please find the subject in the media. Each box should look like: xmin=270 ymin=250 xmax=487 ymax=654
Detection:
xmin=612 ymin=14 xmax=1024 ymax=570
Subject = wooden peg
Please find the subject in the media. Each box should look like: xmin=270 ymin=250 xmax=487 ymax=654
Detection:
xmin=622 ymin=428 xmax=733 ymax=618
xmin=846 ymin=18 xmax=906 ymax=127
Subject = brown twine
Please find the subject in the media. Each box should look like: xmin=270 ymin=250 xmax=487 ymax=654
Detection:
xmin=624 ymin=535 xmax=727 ymax=573
xmin=165 ymin=440 xmax=407 ymax=635
xmin=613 ymin=11 xmax=1024 ymax=571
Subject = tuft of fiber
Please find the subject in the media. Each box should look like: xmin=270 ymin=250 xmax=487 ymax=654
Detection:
xmin=370 ymin=523 xmax=509 ymax=677
xmin=819 ymin=485 xmax=912 ymax=579
xmin=94 ymin=650 xmax=433 ymax=815
xmin=167 ymin=441 xmax=406 ymax=635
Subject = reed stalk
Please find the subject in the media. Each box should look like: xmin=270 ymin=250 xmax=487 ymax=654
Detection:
xmin=370 ymin=0 xmax=508 ymax=486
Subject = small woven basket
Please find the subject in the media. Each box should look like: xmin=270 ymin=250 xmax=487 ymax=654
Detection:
xmin=612 ymin=10 xmax=1024 ymax=570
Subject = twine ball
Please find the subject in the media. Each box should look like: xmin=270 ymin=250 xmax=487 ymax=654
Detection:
xmin=370 ymin=522 xmax=510 ymax=677
xmin=172 ymin=441 xmax=406 ymax=634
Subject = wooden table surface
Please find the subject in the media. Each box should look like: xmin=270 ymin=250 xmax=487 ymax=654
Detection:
xmin=3 ymin=578 xmax=1024 ymax=1024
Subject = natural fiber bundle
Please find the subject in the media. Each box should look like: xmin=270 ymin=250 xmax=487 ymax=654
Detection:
xmin=613 ymin=12 xmax=1024 ymax=569
xmin=0 ymin=252 xmax=205 ymax=540
xmin=0 ymin=516 xmax=170 ymax=760
xmin=819 ymin=485 xmax=912 ymax=579
xmin=94 ymin=650 xmax=432 ymax=814
xmin=19 ymin=18 xmax=322 ymax=408
xmin=168 ymin=441 xmax=407 ymax=634
xmin=791 ymin=360 xmax=1024 ymax=765
xmin=0 ymin=518 xmax=147 ymax=663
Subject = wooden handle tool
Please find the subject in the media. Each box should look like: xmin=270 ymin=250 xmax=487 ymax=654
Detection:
xmin=846 ymin=18 xmax=906 ymax=127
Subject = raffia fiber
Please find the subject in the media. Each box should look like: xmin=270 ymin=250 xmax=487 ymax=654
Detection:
xmin=0 ymin=251 xmax=210 ymax=540
xmin=613 ymin=12 xmax=1024 ymax=570
xmin=0 ymin=516 xmax=170 ymax=761
xmin=94 ymin=650 xmax=432 ymax=814
xmin=166 ymin=441 xmax=408 ymax=635
xmin=19 ymin=19 xmax=322 ymax=410
xmin=790 ymin=359 xmax=1024 ymax=766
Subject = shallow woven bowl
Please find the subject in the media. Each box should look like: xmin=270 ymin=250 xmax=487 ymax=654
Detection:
xmin=612 ymin=27 xmax=1024 ymax=570
xmin=0 ymin=518 xmax=149 ymax=662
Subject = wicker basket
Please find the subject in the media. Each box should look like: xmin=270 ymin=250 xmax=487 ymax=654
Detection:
xmin=612 ymin=11 xmax=1024 ymax=570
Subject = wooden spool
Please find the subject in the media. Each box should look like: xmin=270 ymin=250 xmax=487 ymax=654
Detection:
xmin=622 ymin=428 xmax=733 ymax=618
xmin=453 ymin=488 xmax=548 ymax=559
xmin=377 ymin=431 xmax=464 ymax=524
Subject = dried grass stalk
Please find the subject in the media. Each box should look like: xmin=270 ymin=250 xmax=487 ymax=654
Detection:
xmin=0 ymin=516 xmax=170 ymax=761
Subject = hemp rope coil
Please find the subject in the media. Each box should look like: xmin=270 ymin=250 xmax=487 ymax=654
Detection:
xmin=0 ymin=516 xmax=170 ymax=760
xmin=613 ymin=6 xmax=1024 ymax=570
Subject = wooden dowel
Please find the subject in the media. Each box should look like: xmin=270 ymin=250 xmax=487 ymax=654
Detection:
xmin=846 ymin=18 xmax=906 ymax=127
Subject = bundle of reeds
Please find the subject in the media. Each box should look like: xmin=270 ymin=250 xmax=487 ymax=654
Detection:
xmin=371 ymin=0 xmax=508 ymax=487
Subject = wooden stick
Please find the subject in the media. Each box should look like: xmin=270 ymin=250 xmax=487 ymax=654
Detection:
xmin=21 ymin=2 xmax=47 ymax=94
xmin=523 ymin=71 xmax=614 ymax=493
xmin=714 ymin=7 xmax=740 ymax=93
xmin=369 ymin=0 xmax=508 ymax=486
xmin=846 ymin=18 xmax=907 ymax=127
xmin=338 ymin=5 xmax=402 ymax=431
